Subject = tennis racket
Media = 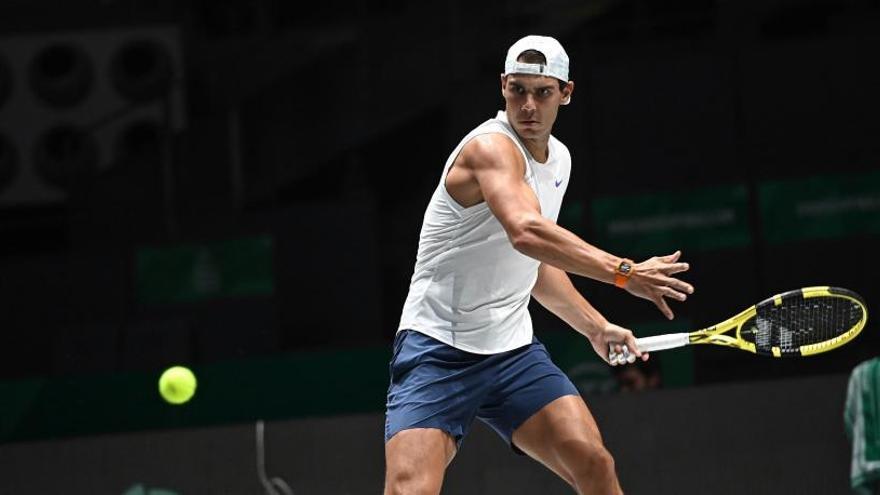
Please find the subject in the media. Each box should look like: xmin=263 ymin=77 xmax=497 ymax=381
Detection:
xmin=609 ymin=286 xmax=868 ymax=364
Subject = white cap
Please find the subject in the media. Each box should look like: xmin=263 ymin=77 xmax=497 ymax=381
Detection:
xmin=503 ymin=35 xmax=569 ymax=82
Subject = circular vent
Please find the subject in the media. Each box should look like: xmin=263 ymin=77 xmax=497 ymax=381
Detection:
xmin=33 ymin=124 xmax=99 ymax=189
xmin=110 ymin=39 xmax=173 ymax=103
xmin=29 ymin=42 xmax=95 ymax=108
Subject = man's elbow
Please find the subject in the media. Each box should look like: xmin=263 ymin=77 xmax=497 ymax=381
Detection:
xmin=509 ymin=216 xmax=543 ymax=253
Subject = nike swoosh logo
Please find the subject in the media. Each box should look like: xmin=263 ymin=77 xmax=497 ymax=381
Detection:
xmin=555 ymin=179 xmax=564 ymax=187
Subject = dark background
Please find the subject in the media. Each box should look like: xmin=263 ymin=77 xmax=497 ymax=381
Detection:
xmin=0 ymin=0 xmax=878 ymax=420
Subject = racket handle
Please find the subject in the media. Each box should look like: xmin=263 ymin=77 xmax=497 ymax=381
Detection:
xmin=635 ymin=333 xmax=690 ymax=352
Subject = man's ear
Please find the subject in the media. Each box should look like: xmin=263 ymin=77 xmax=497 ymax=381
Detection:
xmin=560 ymin=80 xmax=574 ymax=106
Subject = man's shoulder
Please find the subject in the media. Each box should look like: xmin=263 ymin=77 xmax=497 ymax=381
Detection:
xmin=459 ymin=132 xmax=523 ymax=170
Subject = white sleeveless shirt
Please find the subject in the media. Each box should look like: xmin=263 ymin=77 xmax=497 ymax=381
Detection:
xmin=398 ymin=111 xmax=571 ymax=354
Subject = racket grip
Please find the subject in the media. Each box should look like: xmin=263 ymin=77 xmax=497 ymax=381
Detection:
xmin=634 ymin=333 xmax=690 ymax=352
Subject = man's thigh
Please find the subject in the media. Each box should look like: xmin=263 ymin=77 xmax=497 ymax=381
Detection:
xmin=386 ymin=427 xmax=457 ymax=470
xmin=511 ymin=395 xmax=609 ymax=485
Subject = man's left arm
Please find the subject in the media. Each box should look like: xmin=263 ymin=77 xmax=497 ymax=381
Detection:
xmin=532 ymin=263 xmax=647 ymax=364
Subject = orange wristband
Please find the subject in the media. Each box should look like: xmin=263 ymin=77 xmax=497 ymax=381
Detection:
xmin=614 ymin=259 xmax=634 ymax=288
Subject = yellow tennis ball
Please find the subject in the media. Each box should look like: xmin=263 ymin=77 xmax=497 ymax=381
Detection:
xmin=158 ymin=366 xmax=197 ymax=405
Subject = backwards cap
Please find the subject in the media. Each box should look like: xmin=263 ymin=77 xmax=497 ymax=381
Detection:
xmin=503 ymin=35 xmax=569 ymax=82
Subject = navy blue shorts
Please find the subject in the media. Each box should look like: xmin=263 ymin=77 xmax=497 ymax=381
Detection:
xmin=384 ymin=330 xmax=579 ymax=453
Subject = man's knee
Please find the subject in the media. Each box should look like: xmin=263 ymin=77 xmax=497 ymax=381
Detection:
xmin=384 ymin=463 xmax=443 ymax=495
xmin=560 ymin=438 xmax=617 ymax=480
xmin=384 ymin=428 xmax=455 ymax=495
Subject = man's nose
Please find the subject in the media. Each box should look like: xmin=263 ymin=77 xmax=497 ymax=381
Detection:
xmin=522 ymin=95 xmax=536 ymax=112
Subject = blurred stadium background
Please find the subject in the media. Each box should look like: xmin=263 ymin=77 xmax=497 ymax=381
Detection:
xmin=0 ymin=0 xmax=878 ymax=493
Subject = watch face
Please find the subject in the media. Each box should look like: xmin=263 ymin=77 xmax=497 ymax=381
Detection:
xmin=618 ymin=262 xmax=632 ymax=275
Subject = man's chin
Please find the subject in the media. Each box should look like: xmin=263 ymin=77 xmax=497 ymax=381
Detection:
xmin=515 ymin=126 xmax=543 ymax=138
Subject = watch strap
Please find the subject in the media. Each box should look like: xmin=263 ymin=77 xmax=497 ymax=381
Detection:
xmin=614 ymin=259 xmax=635 ymax=288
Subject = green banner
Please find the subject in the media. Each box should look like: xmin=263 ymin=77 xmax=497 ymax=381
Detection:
xmin=759 ymin=171 xmax=880 ymax=244
xmin=591 ymin=184 xmax=751 ymax=257
xmin=136 ymin=236 xmax=274 ymax=304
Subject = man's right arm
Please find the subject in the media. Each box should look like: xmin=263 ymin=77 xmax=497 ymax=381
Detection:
xmin=458 ymin=134 xmax=693 ymax=319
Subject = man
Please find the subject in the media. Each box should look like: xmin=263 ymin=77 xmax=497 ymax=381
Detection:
xmin=384 ymin=35 xmax=693 ymax=494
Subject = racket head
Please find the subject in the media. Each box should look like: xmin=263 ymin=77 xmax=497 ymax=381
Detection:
xmin=737 ymin=286 xmax=868 ymax=357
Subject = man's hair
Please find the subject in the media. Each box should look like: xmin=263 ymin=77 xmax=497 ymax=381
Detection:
xmin=516 ymin=49 xmax=567 ymax=90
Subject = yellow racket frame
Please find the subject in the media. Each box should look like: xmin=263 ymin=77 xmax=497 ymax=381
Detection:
xmin=687 ymin=286 xmax=868 ymax=357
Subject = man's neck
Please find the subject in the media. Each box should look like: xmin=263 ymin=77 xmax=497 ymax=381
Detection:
xmin=520 ymin=137 xmax=549 ymax=163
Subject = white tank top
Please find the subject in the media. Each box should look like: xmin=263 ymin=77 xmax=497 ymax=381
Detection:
xmin=397 ymin=111 xmax=572 ymax=354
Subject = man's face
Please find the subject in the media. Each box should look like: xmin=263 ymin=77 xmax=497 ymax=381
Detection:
xmin=501 ymin=74 xmax=573 ymax=140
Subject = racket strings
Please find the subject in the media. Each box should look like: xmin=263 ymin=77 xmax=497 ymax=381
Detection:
xmin=759 ymin=297 xmax=863 ymax=352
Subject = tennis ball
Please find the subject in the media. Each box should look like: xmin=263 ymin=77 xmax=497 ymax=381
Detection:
xmin=158 ymin=366 xmax=197 ymax=405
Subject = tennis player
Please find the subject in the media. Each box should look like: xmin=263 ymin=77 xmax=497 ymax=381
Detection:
xmin=384 ymin=35 xmax=693 ymax=494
